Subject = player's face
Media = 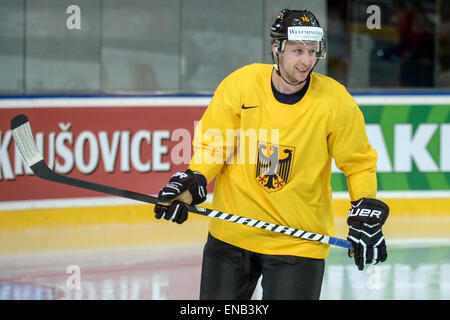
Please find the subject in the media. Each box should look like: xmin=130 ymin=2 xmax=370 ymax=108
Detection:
xmin=278 ymin=41 xmax=317 ymax=83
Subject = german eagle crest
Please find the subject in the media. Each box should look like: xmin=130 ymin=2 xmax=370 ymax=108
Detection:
xmin=256 ymin=141 xmax=294 ymax=192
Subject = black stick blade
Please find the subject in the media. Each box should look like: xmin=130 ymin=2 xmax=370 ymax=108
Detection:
xmin=10 ymin=114 xmax=44 ymax=167
xmin=11 ymin=114 xmax=29 ymax=130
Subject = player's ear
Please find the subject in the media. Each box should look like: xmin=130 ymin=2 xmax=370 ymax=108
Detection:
xmin=271 ymin=43 xmax=278 ymax=56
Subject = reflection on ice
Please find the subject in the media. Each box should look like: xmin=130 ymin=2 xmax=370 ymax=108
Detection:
xmin=321 ymin=263 xmax=450 ymax=300
xmin=0 ymin=243 xmax=448 ymax=300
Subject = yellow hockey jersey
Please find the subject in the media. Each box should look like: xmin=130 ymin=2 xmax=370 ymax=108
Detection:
xmin=189 ymin=63 xmax=377 ymax=259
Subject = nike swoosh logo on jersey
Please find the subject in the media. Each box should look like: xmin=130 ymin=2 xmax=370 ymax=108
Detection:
xmin=242 ymin=105 xmax=260 ymax=109
xmin=161 ymin=191 xmax=175 ymax=196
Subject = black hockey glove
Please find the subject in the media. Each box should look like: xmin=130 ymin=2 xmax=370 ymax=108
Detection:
xmin=154 ymin=169 xmax=207 ymax=224
xmin=346 ymin=198 xmax=389 ymax=271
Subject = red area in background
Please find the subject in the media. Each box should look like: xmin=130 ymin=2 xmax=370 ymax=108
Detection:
xmin=0 ymin=106 xmax=213 ymax=202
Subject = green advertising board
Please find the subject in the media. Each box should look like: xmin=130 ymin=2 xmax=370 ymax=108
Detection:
xmin=331 ymin=101 xmax=450 ymax=192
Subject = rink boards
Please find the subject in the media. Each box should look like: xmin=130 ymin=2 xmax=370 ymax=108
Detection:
xmin=0 ymin=197 xmax=449 ymax=254
xmin=0 ymin=94 xmax=449 ymax=254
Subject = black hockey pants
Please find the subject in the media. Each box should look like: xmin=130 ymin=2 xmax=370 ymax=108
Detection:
xmin=200 ymin=233 xmax=325 ymax=300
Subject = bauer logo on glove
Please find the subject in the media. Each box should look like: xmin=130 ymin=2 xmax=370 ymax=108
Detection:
xmin=348 ymin=199 xmax=386 ymax=221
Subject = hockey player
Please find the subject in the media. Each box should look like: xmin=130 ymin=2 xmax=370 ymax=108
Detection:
xmin=153 ymin=9 xmax=389 ymax=299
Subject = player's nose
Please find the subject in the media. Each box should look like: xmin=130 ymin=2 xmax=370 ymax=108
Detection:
xmin=298 ymin=53 xmax=313 ymax=67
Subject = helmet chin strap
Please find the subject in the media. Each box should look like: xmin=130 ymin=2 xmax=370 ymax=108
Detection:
xmin=272 ymin=52 xmax=319 ymax=87
xmin=279 ymin=68 xmax=308 ymax=86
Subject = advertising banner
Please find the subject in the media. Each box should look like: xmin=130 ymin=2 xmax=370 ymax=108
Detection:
xmin=0 ymin=100 xmax=207 ymax=203
xmin=332 ymin=103 xmax=450 ymax=192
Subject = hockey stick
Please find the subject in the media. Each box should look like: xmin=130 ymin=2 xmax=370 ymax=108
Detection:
xmin=10 ymin=114 xmax=353 ymax=250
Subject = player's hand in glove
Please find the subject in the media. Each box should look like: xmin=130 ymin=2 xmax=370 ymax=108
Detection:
xmin=346 ymin=198 xmax=389 ymax=271
xmin=154 ymin=169 xmax=207 ymax=224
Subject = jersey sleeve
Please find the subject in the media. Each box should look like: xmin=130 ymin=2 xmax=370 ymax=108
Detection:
xmin=188 ymin=71 xmax=242 ymax=183
xmin=328 ymin=87 xmax=378 ymax=201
